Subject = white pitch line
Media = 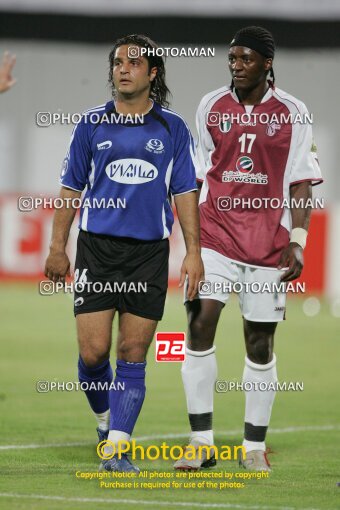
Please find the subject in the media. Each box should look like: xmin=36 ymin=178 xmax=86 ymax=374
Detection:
xmin=0 ymin=442 xmax=91 ymax=451
xmin=0 ymin=493 xmax=322 ymax=510
xmin=265 ymin=424 xmax=340 ymax=434
xmin=136 ymin=424 xmax=340 ymax=442
xmin=0 ymin=424 xmax=339 ymax=451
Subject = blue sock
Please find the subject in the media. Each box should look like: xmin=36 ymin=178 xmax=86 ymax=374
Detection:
xmin=78 ymin=356 xmax=113 ymax=414
xmin=109 ymin=360 xmax=146 ymax=434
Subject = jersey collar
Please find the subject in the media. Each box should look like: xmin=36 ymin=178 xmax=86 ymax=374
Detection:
xmin=230 ymin=81 xmax=274 ymax=105
xmin=105 ymin=98 xmax=155 ymax=115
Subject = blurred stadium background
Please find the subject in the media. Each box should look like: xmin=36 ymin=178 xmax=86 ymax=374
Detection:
xmin=0 ymin=2 xmax=340 ymax=509
xmin=0 ymin=0 xmax=340 ymax=303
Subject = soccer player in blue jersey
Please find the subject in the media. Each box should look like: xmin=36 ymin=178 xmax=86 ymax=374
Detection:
xmin=44 ymin=34 xmax=203 ymax=473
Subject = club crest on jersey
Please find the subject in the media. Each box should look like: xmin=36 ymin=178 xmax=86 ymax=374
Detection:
xmin=222 ymin=155 xmax=268 ymax=185
xmin=145 ymin=138 xmax=165 ymax=154
xmin=219 ymin=119 xmax=232 ymax=133
xmin=97 ymin=140 xmax=112 ymax=150
xmin=266 ymin=122 xmax=281 ymax=136
xmin=106 ymin=159 xmax=158 ymax=184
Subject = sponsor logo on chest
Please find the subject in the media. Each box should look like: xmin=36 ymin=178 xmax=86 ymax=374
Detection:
xmin=222 ymin=156 xmax=268 ymax=185
xmin=106 ymin=159 xmax=158 ymax=184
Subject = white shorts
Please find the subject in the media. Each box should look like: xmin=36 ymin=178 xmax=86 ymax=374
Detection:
xmin=186 ymin=247 xmax=287 ymax=322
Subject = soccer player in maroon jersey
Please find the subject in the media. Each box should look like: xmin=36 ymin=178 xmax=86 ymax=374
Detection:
xmin=175 ymin=26 xmax=322 ymax=471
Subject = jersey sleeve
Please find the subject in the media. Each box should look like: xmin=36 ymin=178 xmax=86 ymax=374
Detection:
xmin=169 ymin=120 xmax=197 ymax=196
xmin=195 ymin=97 xmax=215 ymax=183
xmin=59 ymin=116 xmax=92 ymax=192
xmin=289 ymin=104 xmax=323 ymax=186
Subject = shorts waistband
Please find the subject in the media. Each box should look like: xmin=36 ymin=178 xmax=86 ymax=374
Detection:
xmin=79 ymin=229 xmax=169 ymax=245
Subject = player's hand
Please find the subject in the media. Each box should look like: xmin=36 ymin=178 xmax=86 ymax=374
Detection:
xmin=0 ymin=51 xmax=16 ymax=93
xmin=278 ymin=243 xmax=304 ymax=282
xmin=44 ymin=249 xmax=71 ymax=283
xmin=179 ymin=252 xmax=204 ymax=301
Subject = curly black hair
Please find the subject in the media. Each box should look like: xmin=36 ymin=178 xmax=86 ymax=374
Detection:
xmin=230 ymin=26 xmax=276 ymax=90
xmin=108 ymin=34 xmax=171 ymax=108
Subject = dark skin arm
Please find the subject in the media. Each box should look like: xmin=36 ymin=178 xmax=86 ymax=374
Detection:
xmin=174 ymin=191 xmax=204 ymax=301
xmin=44 ymin=187 xmax=81 ymax=282
xmin=278 ymin=181 xmax=312 ymax=282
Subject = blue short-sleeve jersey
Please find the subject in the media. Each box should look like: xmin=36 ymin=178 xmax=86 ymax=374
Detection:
xmin=60 ymin=101 xmax=197 ymax=240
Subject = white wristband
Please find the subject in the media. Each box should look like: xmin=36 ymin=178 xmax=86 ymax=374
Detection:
xmin=290 ymin=228 xmax=308 ymax=249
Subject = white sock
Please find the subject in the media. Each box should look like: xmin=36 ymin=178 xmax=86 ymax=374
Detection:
xmin=243 ymin=439 xmax=266 ymax=453
xmin=95 ymin=409 xmax=110 ymax=431
xmin=181 ymin=346 xmax=217 ymax=414
xmin=108 ymin=430 xmax=131 ymax=446
xmin=104 ymin=430 xmax=131 ymax=456
xmin=189 ymin=430 xmax=214 ymax=446
xmin=242 ymin=354 xmax=278 ymax=452
xmin=181 ymin=346 xmax=217 ymax=445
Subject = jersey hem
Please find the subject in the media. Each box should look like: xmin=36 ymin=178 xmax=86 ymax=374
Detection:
xmin=78 ymin=227 xmax=170 ymax=243
xmin=201 ymin=245 xmax=282 ymax=271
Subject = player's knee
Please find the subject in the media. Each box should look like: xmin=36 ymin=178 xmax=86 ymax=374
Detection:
xmin=188 ymin=314 xmax=215 ymax=350
xmin=117 ymin=340 xmax=147 ymax=362
xmin=246 ymin=332 xmax=273 ymax=365
xmin=79 ymin=345 xmax=110 ymax=367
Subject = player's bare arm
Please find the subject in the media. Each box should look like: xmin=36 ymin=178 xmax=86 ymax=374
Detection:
xmin=44 ymin=186 xmax=81 ymax=282
xmin=0 ymin=51 xmax=16 ymax=93
xmin=175 ymin=191 xmax=204 ymax=300
xmin=279 ymin=181 xmax=312 ymax=282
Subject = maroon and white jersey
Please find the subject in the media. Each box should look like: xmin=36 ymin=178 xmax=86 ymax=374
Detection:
xmin=196 ymin=84 xmax=322 ymax=268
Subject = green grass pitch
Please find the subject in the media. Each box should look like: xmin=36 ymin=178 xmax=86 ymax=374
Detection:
xmin=0 ymin=283 xmax=339 ymax=510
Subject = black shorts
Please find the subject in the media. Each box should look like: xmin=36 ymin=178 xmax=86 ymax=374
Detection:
xmin=74 ymin=230 xmax=169 ymax=320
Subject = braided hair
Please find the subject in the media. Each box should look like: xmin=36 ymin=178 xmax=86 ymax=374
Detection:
xmin=229 ymin=26 xmax=275 ymax=90
xmin=108 ymin=34 xmax=171 ymax=108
